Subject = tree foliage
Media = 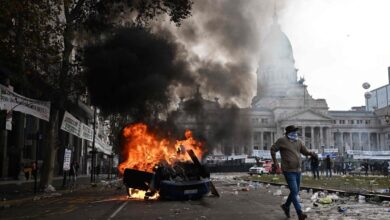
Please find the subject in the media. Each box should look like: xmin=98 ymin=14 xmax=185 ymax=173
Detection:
xmin=0 ymin=0 xmax=193 ymax=186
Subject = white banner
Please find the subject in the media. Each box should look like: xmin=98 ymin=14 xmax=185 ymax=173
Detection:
xmin=80 ymin=123 xmax=93 ymax=142
xmin=60 ymin=111 xmax=112 ymax=155
xmin=95 ymin=136 xmax=112 ymax=155
xmin=347 ymin=150 xmax=390 ymax=156
xmin=252 ymin=150 xmax=280 ymax=159
xmin=63 ymin=149 xmax=72 ymax=171
xmin=0 ymin=84 xmax=51 ymax=121
xmin=324 ymin=148 xmax=339 ymax=153
xmin=60 ymin=111 xmax=81 ymax=137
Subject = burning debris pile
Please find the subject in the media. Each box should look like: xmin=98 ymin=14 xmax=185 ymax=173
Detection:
xmin=119 ymin=123 xmax=218 ymax=200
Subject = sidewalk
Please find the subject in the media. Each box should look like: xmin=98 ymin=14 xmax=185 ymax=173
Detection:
xmin=0 ymin=174 xmax=118 ymax=201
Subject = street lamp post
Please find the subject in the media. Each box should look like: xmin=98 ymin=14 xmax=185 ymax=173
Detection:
xmin=90 ymin=107 xmax=97 ymax=183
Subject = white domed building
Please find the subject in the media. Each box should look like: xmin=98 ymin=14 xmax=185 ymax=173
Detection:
xmin=173 ymin=13 xmax=390 ymax=160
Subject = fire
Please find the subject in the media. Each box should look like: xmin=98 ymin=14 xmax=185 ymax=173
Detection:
xmin=118 ymin=123 xmax=204 ymax=175
xmin=127 ymin=188 xmax=159 ymax=200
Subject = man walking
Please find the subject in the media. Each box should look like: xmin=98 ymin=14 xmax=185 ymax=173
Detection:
xmin=310 ymin=153 xmax=320 ymax=180
xmin=271 ymin=125 xmax=316 ymax=220
xmin=325 ymin=155 xmax=332 ymax=178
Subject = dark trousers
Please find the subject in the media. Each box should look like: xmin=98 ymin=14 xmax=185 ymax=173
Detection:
xmin=311 ymin=167 xmax=319 ymax=179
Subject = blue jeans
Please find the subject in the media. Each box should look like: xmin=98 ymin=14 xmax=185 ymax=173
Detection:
xmin=283 ymin=172 xmax=302 ymax=215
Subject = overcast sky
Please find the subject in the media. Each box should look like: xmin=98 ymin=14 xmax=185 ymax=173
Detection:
xmin=155 ymin=0 xmax=390 ymax=110
xmin=279 ymin=0 xmax=390 ymax=110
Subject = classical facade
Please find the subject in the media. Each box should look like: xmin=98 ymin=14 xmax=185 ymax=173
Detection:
xmin=250 ymin=15 xmax=390 ymax=158
xmin=173 ymin=14 xmax=390 ymax=159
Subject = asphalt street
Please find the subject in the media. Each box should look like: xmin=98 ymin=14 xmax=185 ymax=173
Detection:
xmin=0 ymin=173 xmax=287 ymax=220
xmin=1 ymin=173 xmax=390 ymax=220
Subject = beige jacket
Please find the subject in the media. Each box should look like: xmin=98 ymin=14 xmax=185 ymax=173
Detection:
xmin=270 ymin=136 xmax=312 ymax=172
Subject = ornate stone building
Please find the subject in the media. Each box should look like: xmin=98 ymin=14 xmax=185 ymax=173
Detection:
xmin=250 ymin=14 xmax=390 ymax=158
xmin=173 ymin=14 xmax=390 ymax=159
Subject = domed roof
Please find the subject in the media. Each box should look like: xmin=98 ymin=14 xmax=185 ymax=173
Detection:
xmin=260 ymin=22 xmax=294 ymax=64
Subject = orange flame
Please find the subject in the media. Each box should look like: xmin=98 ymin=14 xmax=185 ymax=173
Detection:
xmin=118 ymin=123 xmax=204 ymax=175
xmin=127 ymin=188 xmax=159 ymax=200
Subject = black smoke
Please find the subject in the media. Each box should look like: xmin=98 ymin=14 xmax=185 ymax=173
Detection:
xmin=84 ymin=27 xmax=194 ymax=121
xmin=150 ymin=0 xmax=281 ymax=106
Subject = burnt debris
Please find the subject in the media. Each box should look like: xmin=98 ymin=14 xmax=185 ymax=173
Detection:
xmin=123 ymin=149 xmax=218 ymax=200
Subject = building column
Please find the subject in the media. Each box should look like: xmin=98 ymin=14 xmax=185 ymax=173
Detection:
xmin=381 ymin=133 xmax=386 ymax=150
xmin=376 ymin=133 xmax=380 ymax=151
xmin=349 ymin=132 xmax=353 ymax=150
xmin=368 ymin=132 xmax=371 ymax=151
xmin=311 ymin=127 xmax=314 ymax=149
xmin=271 ymin=132 xmax=274 ymax=144
xmin=380 ymin=133 xmax=385 ymax=151
xmin=319 ymin=126 xmax=324 ymax=148
xmin=328 ymin=128 xmax=332 ymax=147
xmin=260 ymin=131 xmax=264 ymax=150
xmin=340 ymin=132 xmax=344 ymax=152
xmin=358 ymin=132 xmax=362 ymax=151
xmin=301 ymin=126 xmax=306 ymax=145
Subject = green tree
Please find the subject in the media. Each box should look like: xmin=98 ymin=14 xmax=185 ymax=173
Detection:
xmin=1 ymin=0 xmax=193 ymax=187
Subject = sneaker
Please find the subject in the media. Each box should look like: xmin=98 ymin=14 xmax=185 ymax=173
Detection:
xmin=280 ymin=204 xmax=290 ymax=218
xmin=298 ymin=213 xmax=307 ymax=220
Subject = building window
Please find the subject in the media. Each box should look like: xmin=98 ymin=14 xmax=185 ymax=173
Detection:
xmin=349 ymin=120 xmax=354 ymax=124
xmin=263 ymin=146 xmax=268 ymax=150
xmin=357 ymin=120 xmax=363 ymax=124
xmin=365 ymin=120 xmax=371 ymax=124
xmin=261 ymin=118 xmax=268 ymax=124
xmin=254 ymin=146 xmax=259 ymax=150
xmin=339 ymin=120 xmax=345 ymax=124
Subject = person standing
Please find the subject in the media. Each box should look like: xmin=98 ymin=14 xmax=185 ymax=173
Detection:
xmin=325 ymin=155 xmax=332 ymax=178
xmin=310 ymin=154 xmax=320 ymax=180
xmin=31 ymin=161 xmax=38 ymax=180
xmin=271 ymin=125 xmax=316 ymax=220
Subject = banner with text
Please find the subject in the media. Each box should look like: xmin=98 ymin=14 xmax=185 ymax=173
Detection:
xmin=80 ymin=123 xmax=93 ymax=142
xmin=0 ymin=84 xmax=51 ymax=121
xmin=60 ymin=111 xmax=112 ymax=155
xmin=60 ymin=111 xmax=81 ymax=137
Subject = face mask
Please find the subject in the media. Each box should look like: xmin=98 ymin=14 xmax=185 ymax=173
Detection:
xmin=287 ymin=131 xmax=298 ymax=141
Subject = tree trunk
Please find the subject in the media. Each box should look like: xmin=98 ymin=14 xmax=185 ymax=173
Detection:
xmin=39 ymin=2 xmax=75 ymax=188
xmin=40 ymin=108 xmax=59 ymax=188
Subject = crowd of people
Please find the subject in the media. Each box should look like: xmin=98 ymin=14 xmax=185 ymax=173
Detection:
xmin=303 ymin=156 xmax=390 ymax=178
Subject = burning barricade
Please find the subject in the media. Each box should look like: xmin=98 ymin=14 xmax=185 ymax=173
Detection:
xmin=118 ymin=123 xmax=219 ymax=200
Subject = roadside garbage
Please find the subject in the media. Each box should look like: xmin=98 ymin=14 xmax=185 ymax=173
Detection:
xmin=328 ymin=194 xmax=339 ymax=201
xmin=319 ymin=196 xmax=332 ymax=204
xmin=375 ymin=188 xmax=389 ymax=193
xmin=358 ymin=195 xmax=366 ymax=203
xmin=273 ymin=189 xmax=282 ymax=196
xmin=242 ymin=187 xmax=249 ymax=191
xmin=338 ymin=206 xmax=347 ymax=213
xmin=44 ymin=185 xmax=56 ymax=193
xmin=310 ymin=192 xmax=319 ymax=202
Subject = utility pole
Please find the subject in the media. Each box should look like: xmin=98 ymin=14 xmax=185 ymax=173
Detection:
xmin=91 ymin=107 xmax=97 ymax=183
